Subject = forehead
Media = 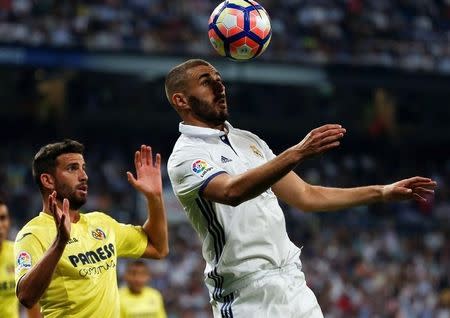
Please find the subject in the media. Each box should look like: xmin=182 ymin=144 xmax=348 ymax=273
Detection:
xmin=0 ymin=204 xmax=8 ymax=216
xmin=188 ymin=64 xmax=220 ymax=80
xmin=56 ymin=153 xmax=85 ymax=165
xmin=128 ymin=264 xmax=149 ymax=273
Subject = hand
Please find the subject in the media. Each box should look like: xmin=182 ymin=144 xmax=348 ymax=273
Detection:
xmin=48 ymin=191 xmax=71 ymax=245
xmin=382 ymin=177 xmax=437 ymax=202
xmin=127 ymin=145 xmax=162 ymax=198
xmin=293 ymin=124 xmax=346 ymax=161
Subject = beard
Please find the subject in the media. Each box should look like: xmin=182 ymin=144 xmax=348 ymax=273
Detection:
xmin=55 ymin=183 xmax=87 ymax=210
xmin=188 ymin=95 xmax=229 ymax=126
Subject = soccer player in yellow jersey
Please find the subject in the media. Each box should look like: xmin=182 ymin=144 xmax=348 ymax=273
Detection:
xmin=0 ymin=199 xmax=18 ymax=318
xmin=0 ymin=199 xmax=41 ymax=318
xmin=14 ymin=140 xmax=169 ymax=318
xmin=119 ymin=260 xmax=167 ymax=318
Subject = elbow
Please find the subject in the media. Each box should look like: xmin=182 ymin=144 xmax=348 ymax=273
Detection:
xmin=17 ymin=291 xmax=37 ymax=309
xmin=153 ymin=247 xmax=169 ymax=259
xmin=222 ymin=189 xmax=244 ymax=207
xmin=159 ymin=246 xmax=170 ymax=259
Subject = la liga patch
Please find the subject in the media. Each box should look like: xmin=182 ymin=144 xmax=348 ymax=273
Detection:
xmin=192 ymin=159 xmax=215 ymax=178
xmin=17 ymin=251 xmax=32 ymax=270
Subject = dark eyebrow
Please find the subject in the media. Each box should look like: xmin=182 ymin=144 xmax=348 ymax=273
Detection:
xmin=198 ymin=72 xmax=221 ymax=81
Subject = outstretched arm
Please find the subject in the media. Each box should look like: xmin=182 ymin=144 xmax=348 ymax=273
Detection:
xmin=273 ymin=171 xmax=436 ymax=212
xmin=127 ymin=145 xmax=168 ymax=259
xmin=202 ymin=124 xmax=346 ymax=206
xmin=17 ymin=192 xmax=70 ymax=308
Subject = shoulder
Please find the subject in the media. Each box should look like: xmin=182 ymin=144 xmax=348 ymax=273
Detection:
xmin=5 ymin=240 xmax=15 ymax=251
xmin=145 ymin=286 xmax=163 ymax=297
xmin=83 ymin=211 xmax=115 ymax=222
xmin=168 ymin=139 xmax=213 ymax=170
xmin=16 ymin=214 xmax=52 ymax=238
xmin=232 ymin=127 xmax=265 ymax=143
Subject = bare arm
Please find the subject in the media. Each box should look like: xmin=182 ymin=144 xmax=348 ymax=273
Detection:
xmin=273 ymin=171 xmax=436 ymax=212
xmin=202 ymin=124 xmax=346 ymax=205
xmin=17 ymin=193 xmax=70 ymax=308
xmin=26 ymin=304 xmax=42 ymax=318
xmin=127 ymin=145 xmax=168 ymax=259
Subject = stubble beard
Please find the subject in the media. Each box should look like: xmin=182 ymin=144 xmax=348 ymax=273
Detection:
xmin=55 ymin=183 xmax=87 ymax=210
xmin=188 ymin=95 xmax=229 ymax=126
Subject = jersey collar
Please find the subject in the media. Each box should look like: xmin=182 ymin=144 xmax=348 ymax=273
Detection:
xmin=179 ymin=121 xmax=232 ymax=138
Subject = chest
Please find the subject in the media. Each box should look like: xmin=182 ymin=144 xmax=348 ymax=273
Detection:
xmin=211 ymin=135 xmax=268 ymax=174
xmin=57 ymin=224 xmax=117 ymax=279
xmin=0 ymin=248 xmax=15 ymax=294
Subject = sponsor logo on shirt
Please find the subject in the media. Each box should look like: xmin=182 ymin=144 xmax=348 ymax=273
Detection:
xmin=192 ymin=159 xmax=214 ymax=178
xmin=91 ymin=228 xmax=106 ymax=240
xmin=16 ymin=251 xmax=32 ymax=270
xmin=68 ymin=243 xmax=117 ymax=278
xmin=221 ymin=156 xmax=232 ymax=163
xmin=68 ymin=243 xmax=115 ymax=268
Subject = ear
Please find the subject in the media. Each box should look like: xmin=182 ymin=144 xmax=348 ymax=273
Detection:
xmin=172 ymin=93 xmax=189 ymax=110
xmin=40 ymin=173 xmax=55 ymax=191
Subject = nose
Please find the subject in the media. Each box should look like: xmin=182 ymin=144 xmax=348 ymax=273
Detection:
xmin=80 ymin=169 xmax=88 ymax=182
xmin=212 ymin=79 xmax=225 ymax=95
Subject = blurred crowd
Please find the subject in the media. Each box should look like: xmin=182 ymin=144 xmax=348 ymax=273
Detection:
xmin=1 ymin=140 xmax=449 ymax=318
xmin=1 ymin=0 xmax=450 ymax=71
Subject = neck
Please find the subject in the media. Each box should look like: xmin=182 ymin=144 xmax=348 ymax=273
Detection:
xmin=42 ymin=201 xmax=81 ymax=223
xmin=128 ymin=287 xmax=143 ymax=295
xmin=183 ymin=118 xmax=226 ymax=131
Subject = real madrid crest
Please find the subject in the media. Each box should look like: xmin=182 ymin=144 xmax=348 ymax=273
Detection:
xmin=250 ymin=145 xmax=263 ymax=158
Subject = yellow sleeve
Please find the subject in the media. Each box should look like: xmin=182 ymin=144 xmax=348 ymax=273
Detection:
xmin=157 ymin=292 xmax=167 ymax=318
xmin=111 ymin=219 xmax=148 ymax=258
xmin=14 ymin=231 xmax=45 ymax=288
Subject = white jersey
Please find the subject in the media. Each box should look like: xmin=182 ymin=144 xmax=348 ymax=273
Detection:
xmin=167 ymin=121 xmax=301 ymax=299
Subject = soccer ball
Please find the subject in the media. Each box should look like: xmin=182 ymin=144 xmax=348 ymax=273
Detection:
xmin=208 ymin=0 xmax=272 ymax=61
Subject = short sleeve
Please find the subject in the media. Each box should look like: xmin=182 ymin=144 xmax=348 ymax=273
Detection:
xmin=259 ymin=138 xmax=276 ymax=161
xmin=113 ymin=221 xmax=148 ymax=258
xmin=168 ymin=146 xmax=226 ymax=199
xmin=14 ymin=232 xmax=45 ymax=287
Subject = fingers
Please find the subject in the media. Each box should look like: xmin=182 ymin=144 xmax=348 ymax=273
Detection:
xmin=311 ymin=124 xmax=344 ymax=134
xmin=155 ymin=153 xmax=161 ymax=168
xmin=127 ymin=171 xmax=137 ymax=186
xmin=62 ymin=198 xmax=70 ymax=215
xmin=134 ymin=145 xmax=160 ymax=168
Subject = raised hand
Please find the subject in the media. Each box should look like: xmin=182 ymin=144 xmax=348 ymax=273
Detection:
xmin=48 ymin=191 xmax=71 ymax=244
xmin=127 ymin=145 xmax=162 ymax=198
xmin=382 ymin=176 xmax=437 ymax=202
xmin=293 ymin=124 xmax=346 ymax=161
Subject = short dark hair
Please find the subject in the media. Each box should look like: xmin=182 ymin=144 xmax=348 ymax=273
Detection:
xmin=32 ymin=139 xmax=85 ymax=193
xmin=165 ymin=59 xmax=212 ymax=106
xmin=126 ymin=260 xmax=149 ymax=271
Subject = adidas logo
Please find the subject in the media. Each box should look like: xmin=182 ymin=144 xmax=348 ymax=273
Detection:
xmin=221 ymin=156 xmax=232 ymax=163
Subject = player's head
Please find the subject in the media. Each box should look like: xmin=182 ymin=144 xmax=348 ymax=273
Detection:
xmin=165 ymin=59 xmax=228 ymax=127
xmin=0 ymin=199 xmax=10 ymax=244
xmin=32 ymin=139 xmax=88 ymax=210
xmin=124 ymin=260 xmax=151 ymax=294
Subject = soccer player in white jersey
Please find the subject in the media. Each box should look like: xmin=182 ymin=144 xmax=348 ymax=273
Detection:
xmin=165 ymin=59 xmax=437 ymax=318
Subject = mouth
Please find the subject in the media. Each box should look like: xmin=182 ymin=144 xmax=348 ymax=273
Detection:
xmin=77 ymin=184 xmax=88 ymax=195
xmin=215 ymin=96 xmax=226 ymax=106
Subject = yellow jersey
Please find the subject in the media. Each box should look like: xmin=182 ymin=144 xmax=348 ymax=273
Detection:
xmin=0 ymin=240 xmax=19 ymax=318
xmin=15 ymin=212 xmax=148 ymax=318
xmin=119 ymin=286 xmax=167 ymax=318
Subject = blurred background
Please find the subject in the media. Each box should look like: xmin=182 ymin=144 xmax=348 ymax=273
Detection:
xmin=0 ymin=0 xmax=449 ymax=317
